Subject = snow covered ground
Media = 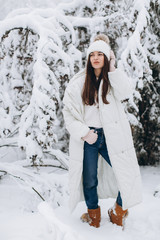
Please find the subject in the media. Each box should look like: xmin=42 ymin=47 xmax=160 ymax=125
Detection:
xmin=0 ymin=165 xmax=160 ymax=240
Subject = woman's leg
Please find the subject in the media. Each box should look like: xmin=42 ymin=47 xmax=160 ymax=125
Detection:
xmin=99 ymin=132 xmax=122 ymax=207
xmin=83 ymin=141 xmax=99 ymax=209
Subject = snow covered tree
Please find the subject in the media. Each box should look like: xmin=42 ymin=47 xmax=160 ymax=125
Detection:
xmin=58 ymin=0 xmax=160 ymax=165
xmin=0 ymin=27 xmax=38 ymax=138
xmin=0 ymin=9 xmax=82 ymax=166
xmin=117 ymin=0 xmax=160 ymax=165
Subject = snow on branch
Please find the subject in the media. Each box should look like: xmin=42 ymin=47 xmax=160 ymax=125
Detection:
xmin=0 ymin=161 xmax=69 ymax=207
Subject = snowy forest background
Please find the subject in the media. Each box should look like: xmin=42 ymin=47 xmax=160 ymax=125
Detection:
xmin=0 ymin=0 xmax=159 ymax=167
xmin=0 ymin=1 xmax=160 ymax=240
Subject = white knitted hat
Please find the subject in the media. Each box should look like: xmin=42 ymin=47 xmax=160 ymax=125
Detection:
xmin=87 ymin=40 xmax=111 ymax=60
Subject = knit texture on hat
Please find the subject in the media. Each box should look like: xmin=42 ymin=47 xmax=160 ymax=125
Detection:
xmin=87 ymin=40 xmax=110 ymax=60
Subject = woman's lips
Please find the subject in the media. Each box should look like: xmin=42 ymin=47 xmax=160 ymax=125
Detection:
xmin=93 ymin=62 xmax=99 ymax=64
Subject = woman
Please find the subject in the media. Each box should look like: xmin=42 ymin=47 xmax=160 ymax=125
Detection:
xmin=63 ymin=34 xmax=142 ymax=228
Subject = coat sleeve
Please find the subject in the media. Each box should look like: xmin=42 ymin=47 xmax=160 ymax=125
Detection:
xmin=63 ymin=86 xmax=90 ymax=142
xmin=108 ymin=69 xmax=133 ymax=101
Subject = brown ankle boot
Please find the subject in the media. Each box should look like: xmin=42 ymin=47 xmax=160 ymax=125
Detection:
xmin=88 ymin=207 xmax=101 ymax=228
xmin=81 ymin=207 xmax=101 ymax=228
xmin=108 ymin=203 xmax=128 ymax=227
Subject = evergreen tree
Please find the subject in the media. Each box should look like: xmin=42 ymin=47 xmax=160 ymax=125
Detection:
xmin=59 ymin=0 xmax=160 ymax=165
xmin=0 ymin=10 xmax=81 ymax=165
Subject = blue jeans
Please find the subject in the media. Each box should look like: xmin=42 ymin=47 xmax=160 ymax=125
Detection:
xmin=82 ymin=127 xmax=122 ymax=209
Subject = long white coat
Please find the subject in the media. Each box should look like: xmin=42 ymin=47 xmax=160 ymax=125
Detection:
xmin=63 ymin=68 xmax=142 ymax=212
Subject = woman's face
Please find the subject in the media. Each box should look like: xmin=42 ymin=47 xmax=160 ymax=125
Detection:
xmin=90 ymin=51 xmax=104 ymax=70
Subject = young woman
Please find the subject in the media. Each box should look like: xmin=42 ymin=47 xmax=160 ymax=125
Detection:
xmin=63 ymin=34 xmax=142 ymax=228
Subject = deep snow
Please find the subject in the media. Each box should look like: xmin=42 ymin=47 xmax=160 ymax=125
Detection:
xmin=0 ymin=165 xmax=160 ymax=240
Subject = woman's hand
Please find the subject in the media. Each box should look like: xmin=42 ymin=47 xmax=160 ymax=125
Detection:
xmin=109 ymin=50 xmax=116 ymax=72
xmin=82 ymin=129 xmax=98 ymax=144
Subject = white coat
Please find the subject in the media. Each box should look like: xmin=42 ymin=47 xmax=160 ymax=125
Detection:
xmin=63 ymin=68 xmax=142 ymax=212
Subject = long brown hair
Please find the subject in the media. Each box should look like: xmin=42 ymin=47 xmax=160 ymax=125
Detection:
xmin=82 ymin=54 xmax=110 ymax=105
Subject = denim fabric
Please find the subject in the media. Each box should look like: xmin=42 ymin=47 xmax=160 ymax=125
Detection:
xmin=82 ymin=127 xmax=122 ymax=209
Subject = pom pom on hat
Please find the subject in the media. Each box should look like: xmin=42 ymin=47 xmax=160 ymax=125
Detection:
xmin=87 ymin=40 xmax=111 ymax=60
xmin=94 ymin=34 xmax=110 ymax=45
